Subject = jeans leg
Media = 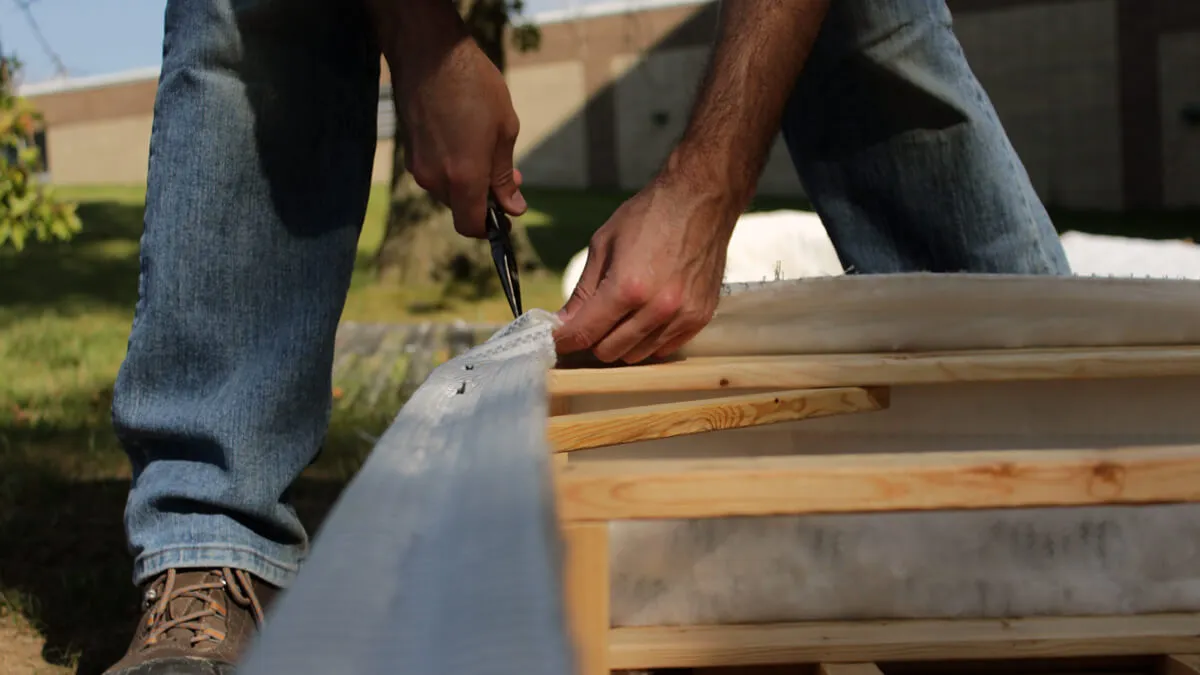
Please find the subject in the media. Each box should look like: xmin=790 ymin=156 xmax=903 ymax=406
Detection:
xmin=111 ymin=0 xmax=380 ymax=588
xmin=779 ymin=0 xmax=1070 ymax=274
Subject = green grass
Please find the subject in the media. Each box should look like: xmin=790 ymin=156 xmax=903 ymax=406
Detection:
xmin=1 ymin=182 xmax=1198 ymax=673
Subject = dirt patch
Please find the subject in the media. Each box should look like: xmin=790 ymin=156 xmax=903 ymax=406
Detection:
xmin=0 ymin=616 xmax=71 ymax=675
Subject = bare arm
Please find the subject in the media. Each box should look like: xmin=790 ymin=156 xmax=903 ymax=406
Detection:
xmin=364 ymin=0 xmax=470 ymax=99
xmin=663 ymin=0 xmax=830 ymax=222
xmin=554 ymin=0 xmax=831 ymax=363
xmin=362 ymin=0 xmax=526 ymax=236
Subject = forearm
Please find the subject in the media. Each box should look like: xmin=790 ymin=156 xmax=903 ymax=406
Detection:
xmin=662 ymin=0 xmax=830 ymax=215
xmin=365 ymin=0 xmax=470 ymax=100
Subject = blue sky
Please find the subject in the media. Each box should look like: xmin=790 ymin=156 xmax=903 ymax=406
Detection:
xmin=4 ymin=0 xmax=605 ymax=85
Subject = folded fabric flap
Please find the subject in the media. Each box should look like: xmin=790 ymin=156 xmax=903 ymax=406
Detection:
xmin=238 ymin=309 xmax=574 ymax=675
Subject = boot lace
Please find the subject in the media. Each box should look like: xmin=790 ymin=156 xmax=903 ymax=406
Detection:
xmin=140 ymin=568 xmax=266 ymax=648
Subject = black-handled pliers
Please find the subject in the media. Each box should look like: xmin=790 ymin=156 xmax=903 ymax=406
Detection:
xmin=485 ymin=194 xmax=523 ymax=319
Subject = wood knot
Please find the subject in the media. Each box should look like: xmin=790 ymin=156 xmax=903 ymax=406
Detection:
xmin=973 ymin=463 xmax=1017 ymax=479
xmin=1087 ymin=461 xmax=1126 ymax=499
xmin=719 ymin=378 xmax=730 ymax=387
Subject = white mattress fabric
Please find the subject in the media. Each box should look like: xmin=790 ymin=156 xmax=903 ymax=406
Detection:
xmin=1059 ymin=230 xmax=1200 ymax=280
xmin=609 ymin=273 xmax=1200 ymax=626
xmin=687 ymin=272 xmax=1200 ymax=356
xmin=241 ymin=311 xmax=575 ymax=675
xmin=560 ymin=211 xmax=1200 ymax=301
xmin=608 ymin=504 xmax=1200 ymax=626
xmin=242 ymin=274 xmax=1200 ymax=673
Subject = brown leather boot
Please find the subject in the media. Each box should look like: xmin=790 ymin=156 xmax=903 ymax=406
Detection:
xmin=104 ymin=567 xmax=279 ymax=675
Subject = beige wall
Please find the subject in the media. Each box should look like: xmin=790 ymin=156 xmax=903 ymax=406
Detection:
xmin=609 ymin=47 xmax=803 ymax=197
xmin=757 ymin=135 xmax=808 ymax=198
xmin=611 ymin=47 xmax=705 ymax=191
xmin=614 ymin=46 xmax=801 ymax=194
xmin=45 ymin=114 xmax=153 ymax=185
xmin=25 ymin=0 xmax=1198 ymax=211
xmin=508 ymin=61 xmax=590 ymax=189
xmin=1159 ymin=31 xmax=1200 ymax=208
xmin=45 ymin=114 xmax=396 ymax=187
xmin=605 ymin=0 xmax=1130 ymax=204
xmin=953 ymin=0 xmax=1123 ymax=210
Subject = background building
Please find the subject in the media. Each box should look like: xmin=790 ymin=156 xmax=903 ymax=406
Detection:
xmin=18 ymin=0 xmax=1200 ymax=210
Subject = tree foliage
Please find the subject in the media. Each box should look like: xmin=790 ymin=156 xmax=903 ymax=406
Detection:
xmin=375 ymin=0 xmax=542 ymax=293
xmin=0 ymin=53 xmax=81 ymax=252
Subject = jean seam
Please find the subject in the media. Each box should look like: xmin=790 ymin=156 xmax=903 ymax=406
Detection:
xmin=134 ymin=542 xmax=302 ymax=586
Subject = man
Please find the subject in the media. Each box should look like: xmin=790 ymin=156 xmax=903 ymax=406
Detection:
xmin=105 ymin=1 xmax=525 ymax=673
xmin=552 ymin=0 xmax=1070 ymax=363
xmin=105 ymin=0 xmax=1068 ymax=673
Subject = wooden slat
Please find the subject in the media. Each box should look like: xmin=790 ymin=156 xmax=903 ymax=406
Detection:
xmin=563 ymin=524 xmax=609 ymax=675
xmin=549 ymin=396 xmax=572 ymax=417
xmin=1165 ymin=654 xmax=1200 ymax=675
xmin=557 ymin=444 xmax=1200 ymax=522
xmin=882 ymin=655 xmax=1151 ymax=675
xmin=819 ymin=663 xmax=884 ymax=675
xmin=606 ymin=613 xmax=1200 ymax=670
xmin=546 ymin=346 xmax=1200 ymax=396
xmin=547 ymin=387 xmax=887 ymax=453
xmin=550 ymin=396 xmax=573 ymax=470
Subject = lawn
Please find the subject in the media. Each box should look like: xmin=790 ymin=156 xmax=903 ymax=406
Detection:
xmin=1 ymin=182 xmax=1197 ymax=673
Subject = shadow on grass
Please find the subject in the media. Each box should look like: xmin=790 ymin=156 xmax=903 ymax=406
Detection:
xmin=518 ymin=188 xmax=630 ymax=273
xmin=517 ymin=187 xmax=818 ymax=275
xmin=0 ymin=416 xmax=383 ymax=674
xmin=0 ymin=200 xmax=146 ymax=325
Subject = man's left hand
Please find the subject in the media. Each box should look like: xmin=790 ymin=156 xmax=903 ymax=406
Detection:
xmin=553 ymin=177 xmax=739 ymax=364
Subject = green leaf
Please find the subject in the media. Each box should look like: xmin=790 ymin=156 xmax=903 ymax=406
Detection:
xmin=510 ymin=24 xmax=541 ymax=52
xmin=17 ymin=145 xmax=40 ymax=166
xmin=10 ymin=224 xmax=26 ymax=251
xmin=0 ymin=54 xmax=86 ymax=253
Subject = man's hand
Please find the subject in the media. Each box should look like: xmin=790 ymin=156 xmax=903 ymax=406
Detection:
xmin=399 ymin=41 xmax=526 ymax=238
xmin=367 ymin=0 xmax=526 ymax=238
xmin=554 ymin=175 xmax=739 ymax=364
xmin=553 ymin=0 xmax=829 ymax=361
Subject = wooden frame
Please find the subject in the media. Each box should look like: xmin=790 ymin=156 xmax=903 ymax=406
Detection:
xmin=547 ymin=346 xmax=1200 ymax=675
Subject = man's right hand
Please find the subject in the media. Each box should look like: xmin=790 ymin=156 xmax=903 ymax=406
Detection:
xmin=369 ymin=0 xmax=527 ymax=238
xmin=399 ymin=39 xmax=527 ymax=238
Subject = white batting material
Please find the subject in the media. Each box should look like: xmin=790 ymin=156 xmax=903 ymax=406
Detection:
xmin=1060 ymin=230 xmax=1200 ymax=280
xmin=600 ymin=274 xmax=1200 ymax=626
xmin=559 ymin=211 xmax=1200 ymax=301
xmin=241 ymin=274 xmax=1200 ymax=665
xmin=609 ymin=503 xmax=1200 ymax=625
xmin=560 ymin=210 xmax=844 ymax=300
xmin=685 ymin=273 xmax=1200 ymax=356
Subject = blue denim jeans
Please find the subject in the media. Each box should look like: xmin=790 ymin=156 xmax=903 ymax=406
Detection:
xmin=783 ymin=0 xmax=1070 ymax=274
xmin=111 ymin=0 xmax=1069 ymax=588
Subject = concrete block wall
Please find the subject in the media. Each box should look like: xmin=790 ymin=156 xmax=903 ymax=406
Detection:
xmin=954 ymin=0 xmax=1123 ymax=210
xmin=22 ymin=0 xmax=1200 ymax=210
xmin=508 ymin=61 xmax=590 ymax=189
xmin=1159 ymin=32 xmax=1200 ymax=208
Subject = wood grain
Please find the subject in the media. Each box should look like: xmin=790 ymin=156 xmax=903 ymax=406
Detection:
xmin=818 ymin=664 xmax=884 ymax=675
xmin=549 ymin=396 xmax=573 ymax=470
xmin=546 ymin=387 xmax=888 ymax=453
xmin=557 ymin=444 xmax=1200 ymax=521
xmin=547 ymin=346 xmax=1200 ymax=395
xmin=549 ymin=395 xmax=572 ymax=417
xmin=562 ymin=524 xmax=608 ymax=675
xmin=606 ymin=613 xmax=1200 ymax=669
